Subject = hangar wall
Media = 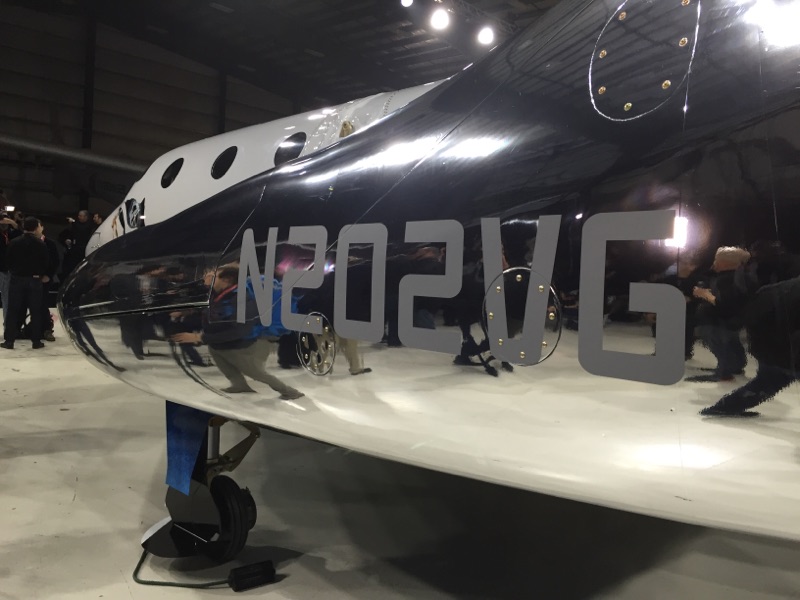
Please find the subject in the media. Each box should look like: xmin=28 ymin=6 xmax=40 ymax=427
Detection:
xmin=0 ymin=5 xmax=293 ymax=223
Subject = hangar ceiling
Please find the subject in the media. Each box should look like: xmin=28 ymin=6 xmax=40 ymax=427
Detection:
xmin=14 ymin=0 xmax=562 ymax=107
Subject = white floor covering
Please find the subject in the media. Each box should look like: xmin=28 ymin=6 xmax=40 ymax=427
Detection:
xmin=3 ymin=324 xmax=800 ymax=599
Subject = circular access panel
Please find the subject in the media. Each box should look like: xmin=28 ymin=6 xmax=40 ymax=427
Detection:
xmin=297 ymin=313 xmax=336 ymax=376
xmin=589 ymin=0 xmax=701 ymax=121
xmin=481 ymin=267 xmax=562 ymax=366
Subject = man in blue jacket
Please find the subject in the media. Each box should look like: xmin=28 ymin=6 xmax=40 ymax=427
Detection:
xmin=172 ymin=265 xmax=303 ymax=400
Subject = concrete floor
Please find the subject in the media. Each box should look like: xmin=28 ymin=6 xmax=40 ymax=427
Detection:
xmin=4 ymin=327 xmax=800 ymax=599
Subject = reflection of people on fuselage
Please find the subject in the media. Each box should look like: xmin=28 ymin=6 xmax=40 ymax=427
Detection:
xmin=384 ymin=245 xmax=443 ymax=347
xmin=685 ymin=247 xmax=750 ymax=383
xmin=648 ymin=257 xmax=705 ymax=360
xmin=171 ymin=266 xmax=303 ymax=400
xmin=701 ymin=275 xmax=800 ymax=416
xmin=296 ymin=256 xmax=371 ymax=375
xmin=167 ymin=309 xmax=207 ymax=367
xmin=73 ymin=319 xmax=126 ymax=372
xmin=110 ymin=265 xmax=167 ymax=360
xmin=746 ymin=240 xmax=800 ymax=287
xmin=453 ymin=227 xmax=519 ymax=377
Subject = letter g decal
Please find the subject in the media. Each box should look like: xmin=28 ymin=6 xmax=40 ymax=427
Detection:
xmin=579 ymin=210 xmax=685 ymax=385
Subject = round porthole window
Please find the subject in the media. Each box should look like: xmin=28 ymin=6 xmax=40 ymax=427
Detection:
xmin=274 ymin=132 xmax=307 ymax=167
xmin=161 ymin=157 xmax=184 ymax=188
xmin=211 ymin=146 xmax=238 ymax=179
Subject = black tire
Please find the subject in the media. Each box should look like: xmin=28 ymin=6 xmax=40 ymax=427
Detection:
xmin=205 ymin=475 xmax=252 ymax=563
xmin=243 ymin=488 xmax=257 ymax=531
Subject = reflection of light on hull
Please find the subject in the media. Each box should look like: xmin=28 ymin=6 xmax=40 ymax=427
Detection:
xmin=665 ymin=216 xmax=689 ymax=248
xmin=628 ymin=443 xmax=731 ymax=471
xmin=746 ymin=0 xmax=800 ymax=49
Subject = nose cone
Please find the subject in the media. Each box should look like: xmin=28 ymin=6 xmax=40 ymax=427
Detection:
xmin=60 ymin=175 xmax=265 ymax=338
xmin=57 ymin=186 xmax=262 ymax=402
xmin=56 ymin=170 xmax=287 ymax=408
xmin=59 ymin=239 xmax=212 ymax=323
xmin=58 ymin=246 xmax=238 ymax=406
xmin=58 ymin=231 xmax=215 ymax=389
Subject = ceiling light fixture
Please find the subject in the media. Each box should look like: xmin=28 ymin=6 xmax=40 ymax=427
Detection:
xmin=430 ymin=8 xmax=450 ymax=30
xmin=401 ymin=0 xmax=413 ymax=7
xmin=477 ymin=26 xmax=494 ymax=45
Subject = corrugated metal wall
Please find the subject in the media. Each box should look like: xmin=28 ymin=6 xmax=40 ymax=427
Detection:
xmin=0 ymin=5 xmax=293 ymax=221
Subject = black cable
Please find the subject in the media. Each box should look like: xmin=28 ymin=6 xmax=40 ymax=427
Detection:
xmin=132 ymin=549 xmax=229 ymax=590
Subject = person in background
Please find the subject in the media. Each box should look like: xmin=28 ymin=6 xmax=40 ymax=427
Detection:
xmin=37 ymin=222 xmax=60 ymax=342
xmin=93 ymin=213 xmax=103 ymax=227
xmin=0 ymin=202 xmax=22 ymax=326
xmin=686 ymin=246 xmax=751 ymax=382
xmin=1 ymin=217 xmax=50 ymax=350
xmin=13 ymin=210 xmax=24 ymax=231
xmin=60 ymin=210 xmax=94 ymax=280
xmin=66 ymin=210 xmax=95 ymax=253
xmin=171 ymin=266 xmax=303 ymax=399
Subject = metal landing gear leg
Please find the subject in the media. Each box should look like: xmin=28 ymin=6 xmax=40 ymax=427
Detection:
xmin=142 ymin=416 xmax=261 ymax=563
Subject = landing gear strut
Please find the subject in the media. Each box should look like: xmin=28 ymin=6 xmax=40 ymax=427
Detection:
xmin=142 ymin=417 xmax=261 ymax=562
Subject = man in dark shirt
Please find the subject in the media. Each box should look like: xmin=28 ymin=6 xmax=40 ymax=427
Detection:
xmin=0 ymin=209 xmax=22 ymax=325
xmin=59 ymin=210 xmax=95 ymax=280
xmin=1 ymin=217 xmax=50 ymax=349
xmin=686 ymin=246 xmax=751 ymax=382
xmin=67 ymin=210 xmax=95 ymax=254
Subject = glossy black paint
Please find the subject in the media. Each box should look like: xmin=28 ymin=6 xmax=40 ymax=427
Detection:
xmin=60 ymin=0 xmax=800 ymax=403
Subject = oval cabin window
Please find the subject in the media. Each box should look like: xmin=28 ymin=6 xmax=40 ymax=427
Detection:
xmin=211 ymin=146 xmax=238 ymax=179
xmin=274 ymin=132 xmax=307 ymax=167
xmin=161 ymin=158 xmax=184 ymax=188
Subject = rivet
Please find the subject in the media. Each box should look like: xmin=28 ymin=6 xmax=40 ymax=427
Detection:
xmin=520 ymin=351 xmax=526 ymax=360
xmin=679 ymin=37 xmax=688 ymax=47
xmin=324 ymin=326 xmax=329 ymax=332
xmin=662 ymin=80 xmax=671 ymax=90
xmin=302 ymin=336 xmax=307 ymax=343
xmin=598 ymin=49 xmax=607 ymax=59
xmin=498 ymin=339 xmax=504 ymax=346
xmin=549 ymin=312 xmax=556 ymax=321
xmin=316 ymin=317 xmax=321 ymax=323
xmin=538 ymin=285 xmax=545 ymax=293
xmin=542 ymin=341 xmax=548 ymax=347
xmin=496 ymin=286 xmax=502 ymax=293
xmin=304 ymin=354 xmax=309 ymax=360
xmin=624 ymin=102 xmax=633 ymax=111
xmin=598 ymin=85 xmax=607 ymax=95
xmin=681 ymin=0 xmax=690 ymax=5
xmin=618 ymin=11 xmax=627 ymax=20
xmin=488 ymin=312 xmax=494 ymax=320
xmin=516 ymin=274 xmax=523 ymax=282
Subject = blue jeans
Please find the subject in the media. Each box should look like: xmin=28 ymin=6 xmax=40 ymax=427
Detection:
xmin=698 ymin=324 xmax=746 ymax=377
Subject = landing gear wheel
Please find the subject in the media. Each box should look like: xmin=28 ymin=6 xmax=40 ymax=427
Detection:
xmin=204 ymin=475 xmax=256 ymax=563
